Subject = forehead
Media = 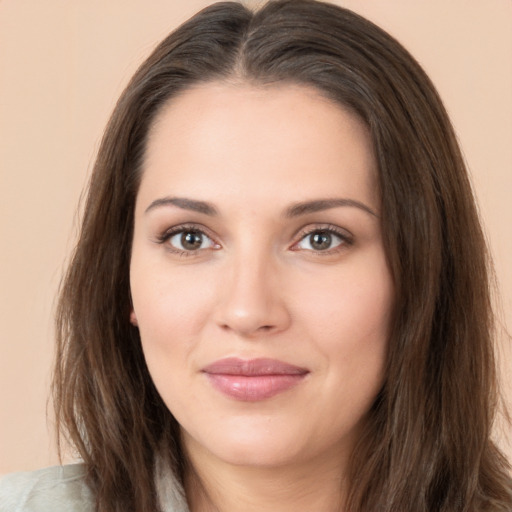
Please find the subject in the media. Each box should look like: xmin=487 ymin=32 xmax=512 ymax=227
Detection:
xmin=139 ymin=82 xmax=379 ymax=212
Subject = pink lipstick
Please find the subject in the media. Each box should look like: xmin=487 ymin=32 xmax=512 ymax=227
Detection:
xmin=202 ymin=358 xmax=308 ymax=401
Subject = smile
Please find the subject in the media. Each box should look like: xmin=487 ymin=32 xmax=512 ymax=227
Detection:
xmin=201 ymin=358 xmax=309 ymax=401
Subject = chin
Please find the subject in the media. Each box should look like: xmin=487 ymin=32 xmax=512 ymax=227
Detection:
xmin=211 ymin=440 xmax=304 ymax=468
xmin=183 ymin=417 xmax=313 ymax=468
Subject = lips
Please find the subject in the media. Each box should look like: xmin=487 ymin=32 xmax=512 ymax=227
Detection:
xmin=202 ymin=358 xmax=309 ymax=401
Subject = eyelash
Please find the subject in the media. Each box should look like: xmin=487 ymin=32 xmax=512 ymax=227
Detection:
xmin=155 ymin=223 xmax=353 ymax=257
xmin=155 ymin=224 xmax=219 ymax=257
xmin=292 ymin=225 xmax=354 ymax=255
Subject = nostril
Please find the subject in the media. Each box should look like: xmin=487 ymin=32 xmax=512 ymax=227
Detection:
xmin=218 ymin=322 xmax=276 ymax=336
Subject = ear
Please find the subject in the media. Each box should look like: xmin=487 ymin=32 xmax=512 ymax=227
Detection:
xmin=130 ymin=309 xmax=138 ymax=326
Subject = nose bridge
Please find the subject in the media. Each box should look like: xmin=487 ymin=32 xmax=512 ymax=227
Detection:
xmin=215 ymin=240 xmax=289 ymax=336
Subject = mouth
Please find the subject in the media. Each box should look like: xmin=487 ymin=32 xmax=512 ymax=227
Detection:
xmin=201 ymin=358 xmax=309 ymax=401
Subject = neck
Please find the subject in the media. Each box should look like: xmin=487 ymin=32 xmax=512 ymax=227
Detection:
xmin=184 ymin=447 xmax=348 ymax=512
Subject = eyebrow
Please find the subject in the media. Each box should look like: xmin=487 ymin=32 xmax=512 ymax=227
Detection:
xmin=145 ymin=196 xmax=218 ymax=216
xmin=285 ymin=198 xmax=378 ymax=218
xmin=144 ymin=196 xmax=378 ymax=218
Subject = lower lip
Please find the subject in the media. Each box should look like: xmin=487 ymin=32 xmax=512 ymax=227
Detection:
xmin=205 ymin=374 xmax=306 ymax=401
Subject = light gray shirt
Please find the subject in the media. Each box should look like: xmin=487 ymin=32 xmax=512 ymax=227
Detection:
xmin=0 ymin=462 xmax=189 ymax=512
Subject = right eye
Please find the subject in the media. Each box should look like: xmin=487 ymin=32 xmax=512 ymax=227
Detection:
xmin=295 ymin=229 xmax=345 ymax=252
xmin=167 ymin=229 xmax=217 ymax=253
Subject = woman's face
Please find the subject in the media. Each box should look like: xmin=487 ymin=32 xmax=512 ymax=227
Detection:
xmin=130 ymin=83 xmax=393 ymax=471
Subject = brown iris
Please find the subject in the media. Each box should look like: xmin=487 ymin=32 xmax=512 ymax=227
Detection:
xmin=181 ymin=231 xmax=203 ymax=250
xmin=309 ymin=231 xmax=332 ymax=250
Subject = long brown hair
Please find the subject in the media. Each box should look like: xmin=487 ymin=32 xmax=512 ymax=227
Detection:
xmin=53 ymin=1 xmax=512 ymax=510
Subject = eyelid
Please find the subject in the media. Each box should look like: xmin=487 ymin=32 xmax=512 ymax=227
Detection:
xmin=290 ymin=224 xmax=354 ymax=253
xmin=155 ymin=223 xmax=221 ymax=255
xmin=153 ymin=222 xmax=353 ymax=256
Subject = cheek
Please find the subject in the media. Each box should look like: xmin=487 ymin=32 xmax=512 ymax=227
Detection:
xmin=130 ymin=273 xmax=207 ymax=415
xmin=294 ymin=250 xmax=393 ymax=415
xmin=129 ymin=261 xmax=219 ymax=399
xmin=131 ymin=261 xmax=216 ymax=341
xmin=297 ymin=253 xmax=393 ymax=351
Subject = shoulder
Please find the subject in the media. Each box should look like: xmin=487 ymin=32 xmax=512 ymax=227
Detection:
xmin=0 ymin=464 xmax=94 ymax=512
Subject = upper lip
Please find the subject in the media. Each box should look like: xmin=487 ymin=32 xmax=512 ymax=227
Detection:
xmin=202 ymin=358 xmax=309 ymax=376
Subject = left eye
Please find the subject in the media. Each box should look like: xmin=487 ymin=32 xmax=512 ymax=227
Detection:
xmin=295 ymin=230 xmax=345 ymax=251
xmin=168 ymin=230 xmax=216 ymax=252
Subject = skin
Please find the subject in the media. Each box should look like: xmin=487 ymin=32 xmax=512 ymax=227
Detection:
xmin=130 ymin=82 xmax=394 ymax=512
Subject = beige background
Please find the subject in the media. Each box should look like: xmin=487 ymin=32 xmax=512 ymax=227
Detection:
xmin=0 ymin=0 xmax=510 ymax=474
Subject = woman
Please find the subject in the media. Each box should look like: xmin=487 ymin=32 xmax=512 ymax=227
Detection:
xmin=1 ymin=0 xmax=510 ymax=510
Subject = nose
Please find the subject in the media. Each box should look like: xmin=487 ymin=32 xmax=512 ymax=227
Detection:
xmin=214 ymin=250 xmax=291 ymax=338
